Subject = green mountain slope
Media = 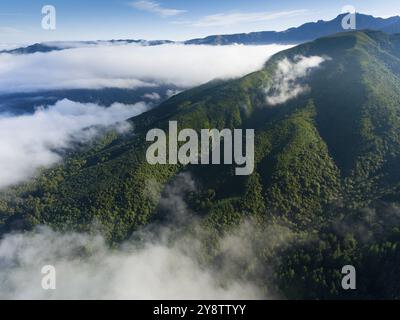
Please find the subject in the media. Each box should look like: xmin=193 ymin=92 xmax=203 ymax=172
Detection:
xmin=2 ymin=30 xmax=400 ymax=298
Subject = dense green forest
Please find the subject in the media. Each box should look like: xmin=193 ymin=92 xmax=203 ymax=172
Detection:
xmin=1 ymin=30 xmax=400 ymax=299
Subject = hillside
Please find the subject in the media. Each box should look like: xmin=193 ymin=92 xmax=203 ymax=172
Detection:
xmin=2 ymin=30 xmax=400 ymax=298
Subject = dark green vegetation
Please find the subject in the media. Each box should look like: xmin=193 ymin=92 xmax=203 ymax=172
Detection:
xmin=2 ymin=30 xmax=400 ymax=299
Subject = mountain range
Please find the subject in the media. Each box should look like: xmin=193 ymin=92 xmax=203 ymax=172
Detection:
xmin=2 ymin=29 xmax=400 ymax=298
xmin=3 ymin=13 xmax=400 ymax=55
xmin=185 ymin=12 xmax=400 ymax=44
xmin=2 ymin=39 xmax=174 ymax=54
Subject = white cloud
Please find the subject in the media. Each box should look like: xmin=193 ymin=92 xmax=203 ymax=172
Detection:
xmin=0 ymin=170 xmax=296 ymax=299
xmin=129 ymin=1 xmax=186 ymax=17
xmin=0 ymin=43 xmax=22 ymax=50
xmin=0 ymin=99 xmax=149 ymax=189
xmin=166 ymin=89 xmax=182 ymax=97
xmin=190 ymin=10 xmax=309 ymax=27
xmin=143 ymin=92 xmax=161 ymax=101
xmin=0 ymin=174 xmax=266 ymax=299
xmin=0 ymin=43 xmax=292 ymax=93
xmin=0 ymin=43 xmax=292 ymax=189
xmin=265 ymin=55 xmax=326 ymax=105
xmin=0 ymin=227 xmax=261 ymax=299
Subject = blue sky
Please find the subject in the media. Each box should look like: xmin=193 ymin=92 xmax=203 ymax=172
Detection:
xmin=0 ymin=0 xmax=399 ymax=44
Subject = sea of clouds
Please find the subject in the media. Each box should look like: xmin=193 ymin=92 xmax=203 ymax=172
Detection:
xmin=0 ymin=226 xmax=264 ymax=299
xmin=0 ymin=99 xmax=149 ymax=189
xmin=0 ymin=42 xmax=297 ymax=299
xmin=0 ymin=43 xmax=293 ymax=190
xmin=0 ymin=173 xmax=281 ymax=299
xmin=0 ymin=43 xmax=292 ymax=93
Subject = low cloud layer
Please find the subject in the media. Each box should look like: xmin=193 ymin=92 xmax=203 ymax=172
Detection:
xmin=0 ymin=43 xmax=292 ymax=94
xmin=0 ymin=99 xmax=149 ymax=189
xmin=0 ymin=42 xmax=299 ymax=299
xmin=265 ymin=55 xmax=326 ymax=105
xmin=0 ymin=227 xmax=263 ymax=299
xmin=0 ymin=42 xmax=292 ymax=189
xmin=0 ymin=173 xmax=267 ymax=300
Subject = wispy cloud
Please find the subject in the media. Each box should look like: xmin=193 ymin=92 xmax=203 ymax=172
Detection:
xmin=0 ymin=173 xmax=291 ymax=299
xmin=265 ymin=55 xmax=326 ymax=105
xmin=0 ymin=26 xmax=21 ymax=34
xmin=129 ymin=0 xmax=186 ymax=18
xmin=189 ymin=10 xmax=309 ymax=27
xmin=0 ymin=99 xmax=149 ymax=189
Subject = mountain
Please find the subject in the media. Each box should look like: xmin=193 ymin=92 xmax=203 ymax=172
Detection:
xmin=381 ymin=20 xmax=400 ymax=34
xmin=185 ymin=13 xmax=400 ymax=45
xmin=4 ymin=13 xmax=400 ymax=55
xmin=1 ymin=39 xmax=175 ymax=54
xmin=4 ymin=43 xmax=65 ymax=54
xmin=2 ymin=30 xmax=400 ymax=299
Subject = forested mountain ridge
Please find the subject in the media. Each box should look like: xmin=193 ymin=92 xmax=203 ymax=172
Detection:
xmin=2 ymin=30 xmax=400 ymax=298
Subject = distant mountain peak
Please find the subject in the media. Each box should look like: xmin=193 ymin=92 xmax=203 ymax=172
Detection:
xmin=3 ymin=12 xmax=400 ymax=55
xmin=185 ymin=13 xmax=400 ymax=45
